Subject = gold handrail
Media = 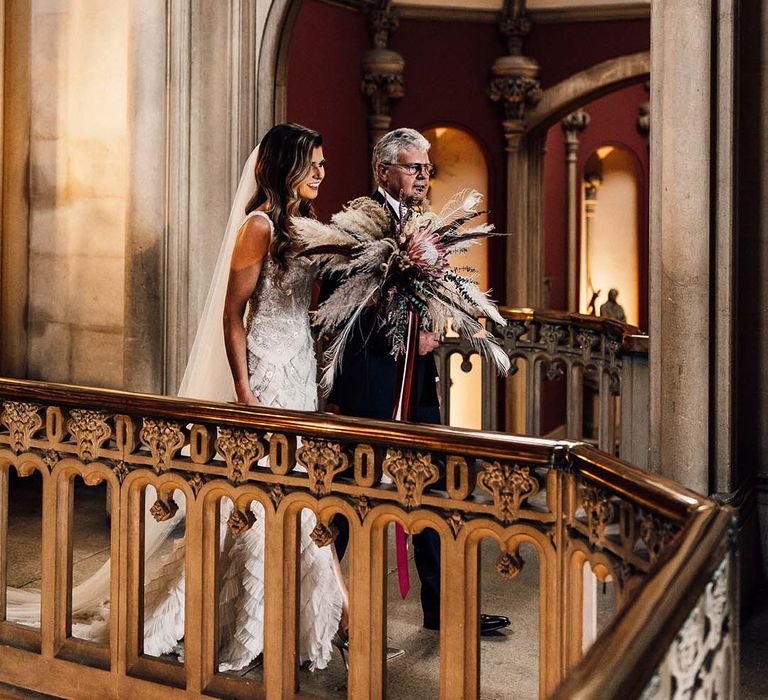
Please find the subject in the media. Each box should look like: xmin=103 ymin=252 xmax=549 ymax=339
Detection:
xmin=0 ymin=376 xmax=735 ymax=699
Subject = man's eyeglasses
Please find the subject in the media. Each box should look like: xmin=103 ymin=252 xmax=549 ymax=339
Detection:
xmin=383 ymin=162 xmax=436 ymax=178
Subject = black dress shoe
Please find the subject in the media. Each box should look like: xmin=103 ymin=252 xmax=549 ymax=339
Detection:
xmin=480 ymin=613 xmax=510 ymax=635
xmin=423 ymin=613 xmax=511 ymax=635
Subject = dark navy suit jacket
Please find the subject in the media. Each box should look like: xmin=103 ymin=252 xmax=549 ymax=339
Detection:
xmin=326 ymin=191 xmax=440 ymax=424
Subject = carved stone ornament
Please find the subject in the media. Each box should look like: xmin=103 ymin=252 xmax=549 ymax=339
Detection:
xmin=140 ymin=418 xmax=186 ymax=473
xmin=66 ymin=409 xmax=112 ymax=462
xmin=496 ymin=550 xmax=525 ymax=580
xmin=540 ymin=323 xmax=566 ymax=355
xmin=1 ymin=401 xmax=43 ymax=453
xmin=382 ymin=449 xmax=440 ymax=510
xmin=227 ymin=507 xmax=256 ymax=536
xmin=43 ymin=449 xmax=60 ymax=473
xmin=150 ymin=495 xmax=179 ymax=522
xmin=365 ymin=3 xmax=399 ymax=49
xmin=544 ymin=360 xmax=564 ymax=382
xmin=581 ymin=485 xmax=615 ymax=548
xmin=562 ymin=109 xmax=590 ymax=137
xmin=269 ymin=484 xmax=285 ymax=511
xmin=310 ymin=522 xmax=339 ymax=549
xmin=354 ymin=495 xmax=372 ymax=523
xmin=639 ymin=512 xmax=675 ymax=563
xmin=446 ymin=511 xmax=465 ymax=538
xmin=112 ymin=460 xmax=129 ymax=485
xmin=576 ymin=330 xmax=597 ymax=363
xmin=643 ymin=555 xmax=733 ymax=700
xmin=216 ymin=428 xmax=265 ymax=484
xmin=187 ymin=472 xmax=205 ymax=498
xmin=488 ymin=72 xmax=542 ymax=123
xmin=361 ymin=69 xmax=405 ymax=117
xmin=477 ymin=461 xmax=540 ymax=524
xmin=297 ymin=438 xmax=349 ymax=496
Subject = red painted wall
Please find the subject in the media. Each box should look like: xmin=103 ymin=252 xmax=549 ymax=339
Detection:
xmin=287 ymin=2 xmax=649 ymax=431
xmin=286 ymin=0 xmax=369 ymax=224
xmin=543 ymin=82 xmax=649 ymax=328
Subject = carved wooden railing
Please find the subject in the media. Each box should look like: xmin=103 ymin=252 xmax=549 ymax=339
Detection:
xmin=0 ymin=378 xmax=733 ymax=699
xmin=434 ymin=308 xmax=650 ymax=468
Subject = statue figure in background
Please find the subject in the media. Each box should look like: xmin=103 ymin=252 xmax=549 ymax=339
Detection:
xmin=600 ymin=288 xmax=626 ymax=322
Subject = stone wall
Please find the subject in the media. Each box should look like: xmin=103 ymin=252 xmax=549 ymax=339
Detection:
xmin=26 ymin=0 xmax=129 ymax=388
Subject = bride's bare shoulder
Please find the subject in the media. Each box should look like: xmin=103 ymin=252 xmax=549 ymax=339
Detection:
xmin=234 ymin=212 xmax=271 ymax=260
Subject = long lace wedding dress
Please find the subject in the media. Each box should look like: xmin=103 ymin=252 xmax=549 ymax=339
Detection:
xmin=142 ymin=210 xmax=343 ymax=671
xmin=7 ymin=152 xmax=344 ymax=673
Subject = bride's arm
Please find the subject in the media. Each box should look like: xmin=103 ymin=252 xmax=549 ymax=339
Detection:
xmin=223 ymin=215 xmax=272 ymax=405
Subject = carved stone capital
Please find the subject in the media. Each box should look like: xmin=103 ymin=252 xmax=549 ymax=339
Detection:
xmin=383 ymin=449 xmax=439 ymax=510
xmin=478 ymin=461 xmax=540 ymax=523
xmin=562 ymin=109 xmax=590 ymax=155
xmin=140 ymin=418 xmax=186 ymax=473
xmin=489 ymin=54 xmax=541 ymax=128
xmin=362 ymin=49 xmax=405 ymax=118
xmin=67 ymin=409 xmax=112 ymax=462
xmin=296 ymin=438 xmax=349 ymax=496
xmin=1 ymin=401 xmax=43 ymax=453
xmin=216 ymin=428 xmax=265 ymax=484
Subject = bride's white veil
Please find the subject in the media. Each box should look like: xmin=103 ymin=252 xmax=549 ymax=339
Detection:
xmin=6 ymin=146 xmax=261 ymax=629
xmin=178 ymin=145 xmax=260 ymax=401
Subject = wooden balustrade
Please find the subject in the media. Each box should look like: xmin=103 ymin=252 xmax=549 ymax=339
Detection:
xmin=0 ymin=377 xmax=733 ymax=699
xmin=434 ymin=308 xmax=650 ymax=466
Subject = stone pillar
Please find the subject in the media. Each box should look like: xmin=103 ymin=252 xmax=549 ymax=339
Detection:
xmin=0 ymin=0 xmax=30 ymax=378
xmin=649 ymin=1 xmax=736 ymax=496
xmin=361 ymin=2 xmax=404 ymax=154
xmin=488 ymin=5 xmax=542 ymax=308
xmin=562 ymin=110 xmax=590 ymax=311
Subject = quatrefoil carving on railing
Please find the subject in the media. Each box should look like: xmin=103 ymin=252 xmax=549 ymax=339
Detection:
xmin=216 ymin=428 xmax=265 ymax=484
xmin=140 ymin=418 xmax=186 ymax=473
xmin=477 ymin=461 xmax=540 ymax=524
xmin=383 ymin=449 xmax=439 ymax=510
xmin=1 ymin=401 xmax=44 ymax=454
xmin=66 ymin=409 xmax=112 ymax=462
xmin=296 ymin=439 xmax=349 ymax=496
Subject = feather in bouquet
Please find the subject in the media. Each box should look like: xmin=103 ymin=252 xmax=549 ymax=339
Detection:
xmin=293 ymin=189 xmax=511 ymax=392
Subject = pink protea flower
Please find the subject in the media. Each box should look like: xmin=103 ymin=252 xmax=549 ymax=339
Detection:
xmin=406 ymin=221 xmax=449 ymax=276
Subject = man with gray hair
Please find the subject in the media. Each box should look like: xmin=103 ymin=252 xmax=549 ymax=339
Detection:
xmin=329 ymin=127 xmax=510 ymax=637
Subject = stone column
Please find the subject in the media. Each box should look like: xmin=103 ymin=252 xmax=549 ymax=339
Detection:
xmin=562 ymin=110 xmax=590 ymax=311
xmin=649 ymin=1 xmax=736 ymax=496
xmin=361 ymin=2 xmax=404 ymax=154
xmin=488 ymin=5 xmax=542 ymax=308
xmin=0 ymin=0 xmax=30 ymax=378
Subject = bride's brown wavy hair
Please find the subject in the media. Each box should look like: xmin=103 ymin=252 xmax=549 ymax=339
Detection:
xmin=245 ymin=123 xmax=323 ymax=285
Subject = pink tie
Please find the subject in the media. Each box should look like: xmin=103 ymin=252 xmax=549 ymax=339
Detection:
xmin=391 ymin=311 xmax=420 ymax=598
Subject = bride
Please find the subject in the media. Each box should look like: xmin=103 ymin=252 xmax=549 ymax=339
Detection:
xmin=8 ymin=123 xmax=348 ymax=672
